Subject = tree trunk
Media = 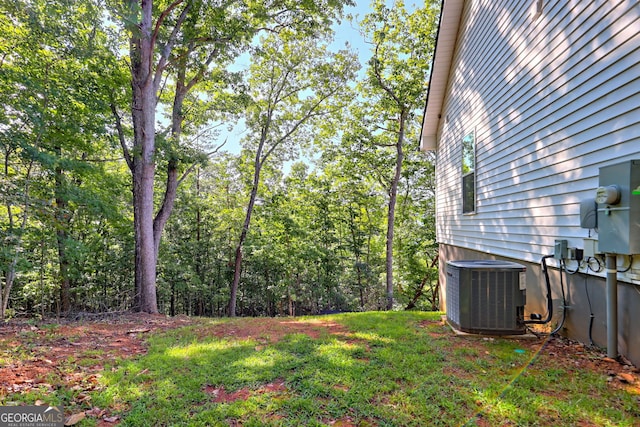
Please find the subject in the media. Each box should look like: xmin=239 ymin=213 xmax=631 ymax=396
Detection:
xmin=195 ymin=167 xmax=203 ymax=282
xmin=385 ymin=110 xmax=407 ymax=310
xmin=229 ymin=160 xmax=262 ymax=317
xmin=128 ymin=27 xmax=191 ymax=313
xmin=130 ymin=0 xmax=159 ymax=314
xmin=153 ymin=82 xmax=186 ymax=259
xmin=132 ymin=155 xmax=158 ymax=313
xmin=54 ymin=145 xmax=71 ymax=314
xmin=404 ymin=254 xmax=438 ymax=310
xmin=2 ymin=158 xmax=34 ymax=319
xmin=229 ymin=129 xmax=266 ymax=316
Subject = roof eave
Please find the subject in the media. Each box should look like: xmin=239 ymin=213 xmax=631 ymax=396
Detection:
xmin=420 ymin=0 xmax=465 ymax=152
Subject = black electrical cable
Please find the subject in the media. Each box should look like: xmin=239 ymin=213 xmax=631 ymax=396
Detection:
xmin=587 ymin=256 xmax=603 ymax=273
xmin=583 ymin=272 xmax=595 ymax=346
xmin=524 ymin=254 xmax=554 ymax=325
xmin=564 ymin=259 xmax=581 ymax=275
xmin=617 ymin=255 xmax=633 ymax=273
xmin=550 ymin=259 xmax=568 ymax=335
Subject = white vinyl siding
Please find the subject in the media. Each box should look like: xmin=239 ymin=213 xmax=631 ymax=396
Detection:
xmin=435 ymin=0 xmax=640 ymax=264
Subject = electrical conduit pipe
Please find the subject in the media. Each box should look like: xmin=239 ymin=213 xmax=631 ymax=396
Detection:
xmin=606 ymin=253 xmax=618 ymax=359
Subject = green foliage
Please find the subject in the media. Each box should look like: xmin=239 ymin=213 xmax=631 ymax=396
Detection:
xmin=1 ymin=0 xmax=438 ymax=318
xmin=0 ymin=0 xmax=133 ymax=316
xmin=361 ymin=0 xmax=440 ymax=111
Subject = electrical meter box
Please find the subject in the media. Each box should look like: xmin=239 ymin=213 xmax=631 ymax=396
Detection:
xmin=596 ymin=160 xmax=640 ymax=254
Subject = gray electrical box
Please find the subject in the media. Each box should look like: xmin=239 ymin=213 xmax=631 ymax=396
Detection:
xmin=596 ymin=160 xmax=640 ymax=254
xmin=579 ymin=198 xmax=597 ymax=229
xmin=554 ymin=239 xmax=568 ymax=260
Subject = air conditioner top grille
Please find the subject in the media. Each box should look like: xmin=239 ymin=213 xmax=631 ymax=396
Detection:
xmin=447 ymin=260 xmax=526 ymax=271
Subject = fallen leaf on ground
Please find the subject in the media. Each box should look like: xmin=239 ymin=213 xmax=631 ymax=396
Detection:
xmin=64 ymin=412 xmax=86 ymax=426
xmin=617 ymin=373 xmax=635 ymax=383
xmin=86 ymin=407 xmax=105 ymax=417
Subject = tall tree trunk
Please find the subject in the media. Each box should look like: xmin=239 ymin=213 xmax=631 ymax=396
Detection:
xmin=130 ymin=0 xmax=159 ymax=314
xmin=385 ymin=110 xmax=407 ymax=310
xmin=55 ymin=211 xmax=71 ymax=313
xmin=54 ymin=145 xmax=71 ymax=313
xmin=132 ymin=153 xmax=158 ymax=313
xmin=2 ymin=159 xmax=34 ymax=319
xmin=153 ymin=81 xmax=186 ymax=259
xmin=348 ymin=206 xmax=365 ymax=310
xmin=229 ymin=130 xmax=267 ymax=317
xmin=127 ymin=27 xmax=192 ymax=313
xmin=229 ymin=159 xmax=262 ymax=317
xmin=195 ymin=167 xmax=203 ymax=281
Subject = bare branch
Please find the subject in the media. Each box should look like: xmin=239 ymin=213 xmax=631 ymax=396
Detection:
xmin=153 ymin=1 xmax=190 ymax=90
xmin=80 ymin=157 xmax=127 ymax=163
xmin=109 ymin=96 xmax=133 ymax=171
xmin=372 ymin=42 xmax=402 ymax=106
xmin=373 ymin=123 xmax=399 ymax=134
xmin=155 ymin=35 xmax=231 ymax=80
xmin=206 ymin=138 xmax=228 ymax=156
xmin=185 ymin=45 xmax=221 ymax=92
xmin=186 ymin=123 xmax=225 ymax=145
xmin=372 ymin=141 xmax=396 ymax=148
xmin=177 ymin=139 xmax=228 ymax=186
xmin=260 ymin=85 xmax=340 ymax=166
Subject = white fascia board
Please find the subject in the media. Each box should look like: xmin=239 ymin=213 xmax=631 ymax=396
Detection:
xmin=420 ymin=0 xmax=465 ymax=152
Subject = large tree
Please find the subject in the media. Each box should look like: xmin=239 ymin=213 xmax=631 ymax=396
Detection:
xmin=228 ymin=30 xmax=357 ymax=316
xmin=359 ymin=0 xmax=439 ymax=309
xmin=111 ymin=0 xmax=354 ymax=314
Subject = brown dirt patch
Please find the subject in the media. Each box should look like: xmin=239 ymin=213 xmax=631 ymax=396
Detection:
xmin=0 ymin=313 xmax=195 ymax=387
xmin=0 ymin=313 xmax=196 ymax=424
xmin=202 ymin=378 xmax=288 ymax=403
xmin=198 ymin=317 xmax=349 ymax=343
xmin=0 ymin=314 xmax=349 ymax=423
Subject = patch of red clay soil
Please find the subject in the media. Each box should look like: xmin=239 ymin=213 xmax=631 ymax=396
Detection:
xmin=0 ymin=313 xmax=196 ymax=424
xmin=200 ymin=317 xmax=349 ymax=343
xmin=203 ymin=378 xmax=288 ymax=403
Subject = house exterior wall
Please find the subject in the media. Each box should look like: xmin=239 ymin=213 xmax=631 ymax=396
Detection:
xmin=433 ymin=1 xmax=640 ymax=364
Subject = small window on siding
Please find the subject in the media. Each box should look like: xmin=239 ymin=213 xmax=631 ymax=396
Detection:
xmin=462 ymin=131 xmax=475 ymax=214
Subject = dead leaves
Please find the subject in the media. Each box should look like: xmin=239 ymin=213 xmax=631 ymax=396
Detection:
xmin=64 ymin=412 xmax=86 ymax=426
xmin=1 ymin=315 xmax=202 ymax=425
xmin=64 ymin=408 xmax=120 ymax=425
xmin=617 ymin=372 xmax=635 ymax=383
xmin=84 ymin=407 xmax=120 ymax=424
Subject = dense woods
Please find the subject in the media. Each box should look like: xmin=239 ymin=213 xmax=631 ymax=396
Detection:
xmin=0 ymin=0 xmax=440 ymax=319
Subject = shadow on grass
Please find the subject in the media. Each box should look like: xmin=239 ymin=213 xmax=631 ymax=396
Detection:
xmin=93 ymin=312 xmax=640 ymax=427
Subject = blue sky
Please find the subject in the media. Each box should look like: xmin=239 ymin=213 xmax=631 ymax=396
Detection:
xmin=218 ymin=1 xmax=421 ymax=157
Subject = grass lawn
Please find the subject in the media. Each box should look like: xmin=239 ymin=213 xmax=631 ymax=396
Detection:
xmin=1 ymin=311 xmax=639 ymax=426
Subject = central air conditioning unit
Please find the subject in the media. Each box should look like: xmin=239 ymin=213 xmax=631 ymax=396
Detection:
xmin=446 ymin=260 xmax=527 ymax=335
